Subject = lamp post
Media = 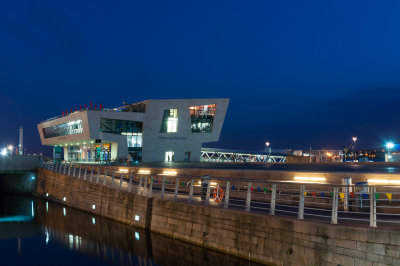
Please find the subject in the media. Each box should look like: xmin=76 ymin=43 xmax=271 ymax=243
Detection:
xmin=386 ymin=142 xmax=394 ymax=162
xmin=7 ymin=145 xmax=14 ymax=155
xmin=265 ymin=142 xmax=270 ymax=162
xmin=352 ymin=137 xmax=357 ymax=162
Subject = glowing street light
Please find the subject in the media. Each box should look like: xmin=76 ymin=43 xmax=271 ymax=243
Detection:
xmin=352 ymin=137 xmax=357 ymax=162
xmin=386 ymin=142 xmax=395 ymax=162
xmin=265 ymin=141 xmax=271 ymax=162
xmin=386 ymin=142 xmax=394 ymax=149
xmin=1 ymin=148 xmax=7 ymax=156
xmin=7 ymin=145 xmax=13 ymax=150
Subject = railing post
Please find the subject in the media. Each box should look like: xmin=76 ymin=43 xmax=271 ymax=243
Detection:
xmin=83 ymin=166 xmax=87 ymax=180
xmin=112 ymin=171 xmax=116 ymax=187
xmin=96 ymin=167 xmax=100 ymax=184
xmin=370 ymin=186 xmax=377 ymax=227
xmin=189 ymin=179 xmax=194 ymax=203
xmin=149 ymin=177 xmax=153 ymax=198
xmin=205 ymin=179 xmax=211 ymax=206
xmin=68 ymin=164 xmax=72 ymax=176
xmin=298 ymin=185 xmax=305 ymax=220
xmin=128 ymin=172 xmax=133 ymax=192
xmin=344 ymin=183 xmax=349 ymax=212
xmin=78 ymin=166 xmax=82 ymax=179
xmin=119 ymin=174 xmax=123 ymax=190
xmin=138 ymin=176 xmax=143 ymax=194
xmin=224 ymin=181 xmax=230 ymax=209
xmin=245 ymin=182 xmax=252 ymax=212
xmin=90 ymin=167 xmax=94 ymax=182
xmin=103 ymin=169 xmax=108 ymax=185
xmin=331 ymin=187 xmax=338 ymax=224
xmin=63 ymin=164 xmax=67 ymax=175
xmin=270 ymin=184 xmax=276 ymax=215
xmin=174 ymin=178 xmax=179 ymax=201
xmin=161 ymin=177 xmax=165 ymax=199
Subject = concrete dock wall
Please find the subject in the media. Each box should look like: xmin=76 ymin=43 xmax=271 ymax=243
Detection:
xmin=0 ymin=172 xmax=37 ymax=194
xmin=36 ymin=169 xmax=400 ymax=265
xmin=0 ymin=155 xmax=40 ymax=172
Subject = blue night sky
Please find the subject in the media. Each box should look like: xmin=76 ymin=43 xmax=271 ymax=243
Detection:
xmin=1 ymin=0 xmax=400 ymax=153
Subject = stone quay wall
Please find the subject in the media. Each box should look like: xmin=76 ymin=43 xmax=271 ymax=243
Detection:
xmin=36 ymin=168 xmax=400 ymax=265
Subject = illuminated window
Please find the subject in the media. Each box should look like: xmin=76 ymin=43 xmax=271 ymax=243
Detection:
xmin=100 ymin=118 xmax=142 ymax=135
xmin=43 ymin=120 xmax=83 ymax=138
xmin=127 ymin=134 xmax=142 ymax=148
xmin=160 ymin=109 xmax=178 ymax=133
xmin=165 ymin=151 xmax=174 ymax=162
xmin=189 ymin=104 xmax=216 ymax=133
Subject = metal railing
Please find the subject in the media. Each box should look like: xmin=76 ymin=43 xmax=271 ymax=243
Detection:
xmin=41 ymin=162 xmax=400 ymax=227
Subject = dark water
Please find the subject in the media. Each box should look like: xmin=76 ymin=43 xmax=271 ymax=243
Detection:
xmin=0 ymin=193 xmax=259 ymax=266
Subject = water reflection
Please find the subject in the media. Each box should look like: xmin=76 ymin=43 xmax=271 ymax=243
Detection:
xmin=0 ymin=193 xmax=259 ymax=266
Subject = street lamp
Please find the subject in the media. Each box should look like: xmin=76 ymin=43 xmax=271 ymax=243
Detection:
xmin=7 ymin=145 xmax=13 ymax=155
xmin=265 ymin=142 xmax=270 ymax=162
xmin=386 ymin=142 xmax=394 ymax=162
xmin=352 ymin=137 xmax=357 ymax=162
xmin=1 ymin=148 xmax=7 ymax=156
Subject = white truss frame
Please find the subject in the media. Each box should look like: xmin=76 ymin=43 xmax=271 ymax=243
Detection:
xmin=200 ymin=150 xmax=286 ymax=163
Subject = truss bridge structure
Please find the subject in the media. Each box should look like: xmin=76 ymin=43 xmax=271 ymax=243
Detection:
xmin=200 ymin=148 xmax=286 ymax=163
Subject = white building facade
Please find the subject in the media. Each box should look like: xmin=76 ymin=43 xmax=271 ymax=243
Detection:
xmin=37 ymin=98 xmax=229 ymax=163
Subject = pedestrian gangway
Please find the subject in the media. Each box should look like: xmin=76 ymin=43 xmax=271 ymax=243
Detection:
xmin=201 ymin=148 xmax=286 ymax=163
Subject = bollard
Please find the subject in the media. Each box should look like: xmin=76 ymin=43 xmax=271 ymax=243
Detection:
xmin=90 ymin=168 xmax=94 ymax=182
xmin=149 ymin=177 xmax=153 ymax=198
xmin=245 ymin=182 xmax=252 ymax=212
xmin=370 ymin=186 xmax=377 ymax=227
xmin=174 ymin=178 xmax=179 ymax=201
xmin=128 ymin=173 xmax=133 ymax=192
xmin=78 ymin=166 xmax=82 ymax=179
xmin=189 ymin=179 xmax=194 ymax=203
xmin=224 ymin=181 xmax=231 ymax=209
xmin=112 ymin=171 xmax=116 ymax=187
xmin=269 ymin=184 xmax=276 ymax=215
xmin=63 ymin=164 xmax=66 ymax=175
xmin=138 ymin=176 xmax=143 ymax=194
xmin=331 ymin=187 xmax=338 ymax=224
xmin=161 ymin=177 xmax=166 ymax=199
xmin=298 ymin=185 xmax=305 ymax=220
xmin=83 ymin=166 xmax=87 ymax=180
xmin=103 ymin=169 xmax=108 ymax=185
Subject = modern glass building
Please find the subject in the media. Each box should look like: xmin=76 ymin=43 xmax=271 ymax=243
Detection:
xmin=37 ymin=99 xmax=229 ymax=163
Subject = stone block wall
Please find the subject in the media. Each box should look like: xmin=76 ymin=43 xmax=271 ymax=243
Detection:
xmin=36 ymin=168 xmax=149 ymax=229
xmin=37 ymin=168 xmax=400 ymax=265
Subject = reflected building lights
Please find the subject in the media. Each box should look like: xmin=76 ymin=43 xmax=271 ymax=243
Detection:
xmin=45 ymin=228 xmax=50 ymax=245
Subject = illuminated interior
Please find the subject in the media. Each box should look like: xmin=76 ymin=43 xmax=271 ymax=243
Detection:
xmin=160 ymin=109 xmax=178 ymax=133
xmin=190 ymin=104 xmax=216 ymax=133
